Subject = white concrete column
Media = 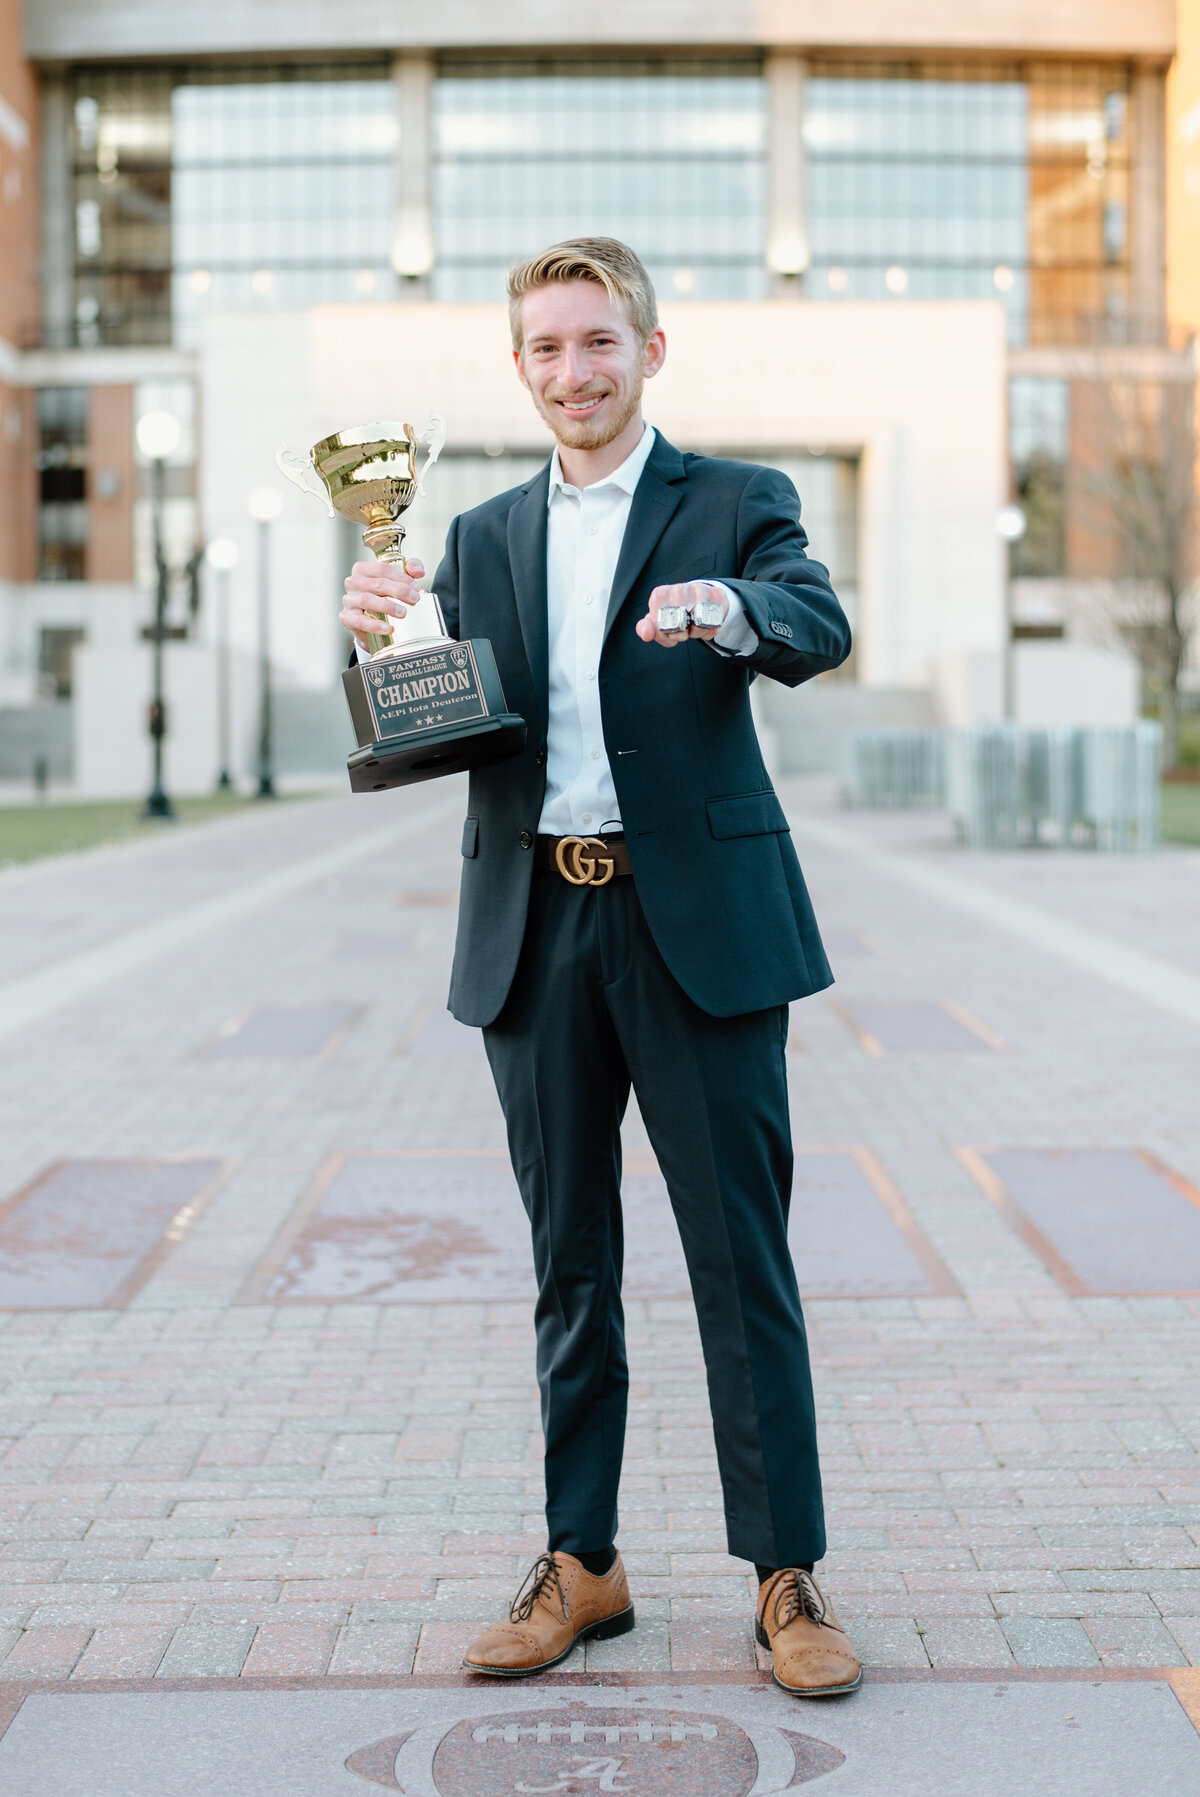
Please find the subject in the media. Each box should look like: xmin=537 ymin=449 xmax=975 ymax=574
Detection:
xmin=1130 ymin=62 xmax=1167 ymax=342
xmin=391 ymin=52 xmax=435 ymax=297
xmin=766 ymin=51 xmax=809 ymax=297
xmin=39 ymin=77 xmax=75 ymax=349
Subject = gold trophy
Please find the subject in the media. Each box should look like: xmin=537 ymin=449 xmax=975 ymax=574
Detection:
xmin=277 ymin=419 xmax=525 ymax=792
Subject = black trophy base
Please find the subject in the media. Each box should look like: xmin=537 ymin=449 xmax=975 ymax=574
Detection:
xmin=342 ymin=635 xmax=525 ymax=792
xmin=347 ymin=712 xmax=526 ymax=792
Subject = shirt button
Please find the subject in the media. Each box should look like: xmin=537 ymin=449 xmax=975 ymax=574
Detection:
xmin=583 ymin=595 xmax=594 ymax=605
xmin=582 ymin=813 xmax=592 ymax=824
xmin=590 ymin=749 xmax=600 ymax=760
xmin=587 ymin=671 xmax=596 ymax=682
xmin=589 ymin=526 xmax=599 ymax=536
xmin=519 ymin=830 xmax=533 ymax=850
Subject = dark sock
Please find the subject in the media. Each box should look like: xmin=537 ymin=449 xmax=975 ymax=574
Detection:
xmin=755 ymin=1562 xmax=814 ymax=1585
xmin=576 ymin=1546 xmax=617 ymax=1576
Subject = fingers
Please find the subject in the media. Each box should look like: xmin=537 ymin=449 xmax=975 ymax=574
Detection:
xmin=343 ymin=558 xmax=425 ymax=605
xmin=339 ymin=604 xmax=393 ymax=647
xmin=638 ymin=581 xmax=723 ymax=648
xmin=340 ymin=557 xmax=426 ymax=646
xmin=348 ymin=557 xmax=425 ymax=580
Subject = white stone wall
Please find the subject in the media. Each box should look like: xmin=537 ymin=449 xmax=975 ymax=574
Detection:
xmin=73 ymin=641 xmax=262 ymax=796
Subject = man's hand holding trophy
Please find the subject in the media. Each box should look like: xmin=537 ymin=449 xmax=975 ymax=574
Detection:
xmin=277 ymin=419 xmax=525 ymax=792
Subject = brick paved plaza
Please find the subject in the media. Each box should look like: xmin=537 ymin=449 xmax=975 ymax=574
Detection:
xmin=0 ymin=778 xmax=1198 ymax=1787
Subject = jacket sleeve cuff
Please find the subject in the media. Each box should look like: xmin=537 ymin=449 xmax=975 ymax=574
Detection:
xmin=706 ymin=583 xmax=758 ymax=659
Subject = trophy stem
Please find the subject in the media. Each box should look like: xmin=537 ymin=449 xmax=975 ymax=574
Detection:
xmin=362 ymin=523 xmax=451 ymax=658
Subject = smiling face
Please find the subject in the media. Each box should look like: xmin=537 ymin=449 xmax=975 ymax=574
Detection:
xmin=514 ymin=279 xmax=666 ymax=453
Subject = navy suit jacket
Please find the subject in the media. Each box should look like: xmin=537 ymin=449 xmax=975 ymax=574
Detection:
xmin=434 ymin=431 xmax=852 ymax=1025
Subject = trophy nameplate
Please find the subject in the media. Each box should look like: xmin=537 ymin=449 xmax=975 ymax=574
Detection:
xmin=277 ymin=418 xmax=526 ymax=792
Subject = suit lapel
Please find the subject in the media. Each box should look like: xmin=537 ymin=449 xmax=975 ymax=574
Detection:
xmin=505 ymin=468 xmax=550 ymax=728
xmin=602 ymin=433 xmax=687 ymax=647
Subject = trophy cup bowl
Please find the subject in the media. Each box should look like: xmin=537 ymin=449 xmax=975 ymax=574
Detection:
xmin=277 ymin=418 xmax=526 ymax=793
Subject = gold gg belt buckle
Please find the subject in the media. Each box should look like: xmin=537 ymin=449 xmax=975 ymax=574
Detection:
xmin=553 ymin=836 xmax=615 ymax=887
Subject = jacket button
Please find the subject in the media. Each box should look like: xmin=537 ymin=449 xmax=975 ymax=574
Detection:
xmin=519 ymin=830 xmax=534 ymax=850
xmin=535 ymin=745 xmax=547 ymax=766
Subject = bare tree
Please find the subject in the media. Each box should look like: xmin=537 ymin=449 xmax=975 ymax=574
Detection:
xmin=1074 ymin=363 xmax=1198 ymax=769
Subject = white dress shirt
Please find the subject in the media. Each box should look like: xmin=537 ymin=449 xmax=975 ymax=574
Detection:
xmin=538 ymin=425 xmax=755 ymax=835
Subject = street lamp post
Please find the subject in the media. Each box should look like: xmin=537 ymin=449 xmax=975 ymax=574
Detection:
xmin=247 ymin=485 xmax=283 ymax=798
xmin=996 ymin=504 xmax=1028 ymax=723
xmin=205 ymin=536 xmax=240 ymax=791
xmin=136 ymin=408 xmax=182 ymax=819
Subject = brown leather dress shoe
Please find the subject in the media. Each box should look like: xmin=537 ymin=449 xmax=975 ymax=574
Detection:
xmin=756 ymin=1568 xmax=862 ymax=1696
xmin=463 ymin=1550 xmax=635 ymax=1676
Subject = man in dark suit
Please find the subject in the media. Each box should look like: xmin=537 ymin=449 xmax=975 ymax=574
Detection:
xmin=341 ymin=239 xmax=860 ymax=1697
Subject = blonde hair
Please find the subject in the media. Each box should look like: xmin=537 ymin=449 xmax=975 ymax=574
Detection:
xmin=507 ymin=237 xmax=658 ymax=350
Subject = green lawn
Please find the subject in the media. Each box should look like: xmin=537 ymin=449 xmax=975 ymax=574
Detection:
xmin=1162 ymin=781 xmax=1200 ymax=847
xmin=0 ymin=791 xmax=274 ymax=868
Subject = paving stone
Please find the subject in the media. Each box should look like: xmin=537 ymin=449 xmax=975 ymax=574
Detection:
xmin=1000 ymin=1617 xmax=1101 ymax=1667
xmin=840 ymin=1616 xmax=930 ymax=1667
xmin=70 ymin=1625 xmax=174 ymax=1678
xmin=0 ymin=1161 xmax=221 ymax=1311
xmin=583 ymin=1617 xmax=672 ymax=1670
xmin=0 ymin=1623 xmax=92 ymax=1677
xmin=667 ymin=1617 xmax=754 ymax=1670
xmin=1082 ymin=1617 xmax=1187 ymax=1667
xmin=327 ymin=1623 xmax=420 ymax=1674
xmin=156 ymin=1623 xmax=256 ymax=1678
xmin=203 ymin=1005 xmax=360 ymax=1060
xmin=411 ymin=1619 xmax=476 ymax=1672
xmin=979 ymin=1150 xmax=1200 ymax=1296
xmin=919 ymin=1620 xmax=1015 ymax=1667
xmin=241 ymin=1621 xmax=337 ymax=1677
xmin=838 ymin=999 xmax=996 ymax=1054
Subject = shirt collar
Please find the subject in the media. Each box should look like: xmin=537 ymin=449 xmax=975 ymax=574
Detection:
xmin=547 ymin=424 xmax=656 ymax=506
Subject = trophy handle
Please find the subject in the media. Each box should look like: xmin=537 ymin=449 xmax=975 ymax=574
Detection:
xmin=416 ymin=414 xmax=446 ymax=500
xmin=275 ymin=444 xmax=334 ymax=516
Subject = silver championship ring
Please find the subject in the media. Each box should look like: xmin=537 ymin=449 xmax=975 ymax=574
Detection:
xmin=690 ymin=596 xmax=725 ymax=629
xmin=656 ymin=605 xmax=690 ymax=634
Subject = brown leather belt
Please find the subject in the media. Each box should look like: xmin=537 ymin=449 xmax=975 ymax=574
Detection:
xmin=537 ymin=833 xmax=632 ymax=885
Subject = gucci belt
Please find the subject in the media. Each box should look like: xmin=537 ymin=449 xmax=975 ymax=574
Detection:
xmin=537 ymin=834 xmax=633 ymax=885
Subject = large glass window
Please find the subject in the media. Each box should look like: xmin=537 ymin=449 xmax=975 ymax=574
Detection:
xmin=804 ymin=62 xmax=1132 ymax=345
xmin=71 ymin=72 xmax=172 ymax=347
xmin=70 ymin=64 xmax=396 ymax=348
xmin=432 ymin=59 xmax=766 ymax=301
xmin=63 ymin=54 xmax=1137 ymax=353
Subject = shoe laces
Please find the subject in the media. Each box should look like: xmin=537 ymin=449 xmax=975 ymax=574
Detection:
xmin=509 ymin=1552 xmax=568 ymax=1624
xmin=762 ymin=1567 xmax=828 ymax=1633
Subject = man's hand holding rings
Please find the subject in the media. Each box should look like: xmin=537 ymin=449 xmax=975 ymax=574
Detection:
xmin=636 ymin=581 xmax=728 ymax=648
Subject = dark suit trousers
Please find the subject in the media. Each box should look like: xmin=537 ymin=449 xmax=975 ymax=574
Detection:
xmin=482 ymin=866 xmax=826 ymax=1569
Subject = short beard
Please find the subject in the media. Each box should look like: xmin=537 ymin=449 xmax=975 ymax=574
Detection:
xmin=534 ymin=376 xmax=644 ymax=451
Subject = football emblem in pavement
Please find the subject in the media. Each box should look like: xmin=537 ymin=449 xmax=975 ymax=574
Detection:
xmin=346 ymin=1706 xmax=846 ymax=1793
